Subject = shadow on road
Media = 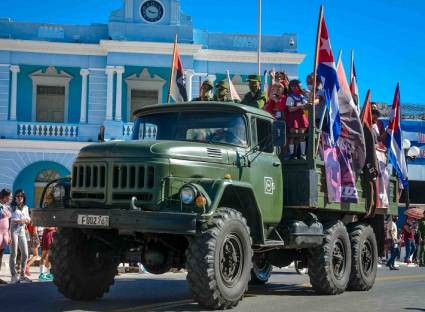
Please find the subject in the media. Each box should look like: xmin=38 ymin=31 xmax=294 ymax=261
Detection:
xmin=404 ymin=309 xmax=425 ymax=312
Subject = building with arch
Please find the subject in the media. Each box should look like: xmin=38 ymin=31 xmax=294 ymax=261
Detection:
xmin=0 ymin=0 xmax=305 ymax=207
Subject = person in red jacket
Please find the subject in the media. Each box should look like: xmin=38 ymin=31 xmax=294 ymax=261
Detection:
xmin=263 ymin=82 xmax=287 ymax=121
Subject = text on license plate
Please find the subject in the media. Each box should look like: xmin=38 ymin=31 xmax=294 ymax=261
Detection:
xmin=77 ymin=215 xmax=110 ymax=227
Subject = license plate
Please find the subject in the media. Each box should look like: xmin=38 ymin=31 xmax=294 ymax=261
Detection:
xmin=77 ymin=215 xmax=110 ymax=227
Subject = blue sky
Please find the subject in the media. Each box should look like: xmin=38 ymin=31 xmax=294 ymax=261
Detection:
xmin=1 ymin=0 xmax=424 ymax=105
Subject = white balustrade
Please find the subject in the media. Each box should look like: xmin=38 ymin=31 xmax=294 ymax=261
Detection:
xmin=17 ymin=123 xmax=79 ymax=138
xmin=123 ymin=123 xmax=134 ymax=138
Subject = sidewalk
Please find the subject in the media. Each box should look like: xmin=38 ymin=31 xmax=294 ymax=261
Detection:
xmin=1 ymin=254 xmax=41 ymax=284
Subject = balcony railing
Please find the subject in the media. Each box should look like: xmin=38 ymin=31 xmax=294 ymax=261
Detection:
xmin=123 ymin=123 xmax=157 ymax=141
xmin=17 ymin=122 xmax=79 ymax=139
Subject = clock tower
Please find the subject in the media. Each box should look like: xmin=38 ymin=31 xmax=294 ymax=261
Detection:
xmin=109 ymin=0 xmax=193 ymax=42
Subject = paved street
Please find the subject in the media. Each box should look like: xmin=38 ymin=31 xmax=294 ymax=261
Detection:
xmin=1 ymin=263 xmax=424 ymax=312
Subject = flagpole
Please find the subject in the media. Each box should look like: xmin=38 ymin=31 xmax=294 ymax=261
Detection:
xmin=310 ymin=5 xmax=324 ymax=164
xmin=350 ymin=49 xmax=354 ymax=83
xmin=257 ymin=0 xmax=262 ymax=76
xmin=167 ymin=34 xmax=178 ymax=103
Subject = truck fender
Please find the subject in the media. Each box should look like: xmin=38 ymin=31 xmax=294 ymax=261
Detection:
xmin=206 ymin=180 xmax=265 ymax=244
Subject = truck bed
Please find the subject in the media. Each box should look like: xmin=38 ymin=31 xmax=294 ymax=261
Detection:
xmin=282 ymin=160 xmax=398 ymax=215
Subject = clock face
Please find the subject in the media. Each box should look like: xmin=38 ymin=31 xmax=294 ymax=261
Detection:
xmin=141 ymin=0 xmax=164 ymax=23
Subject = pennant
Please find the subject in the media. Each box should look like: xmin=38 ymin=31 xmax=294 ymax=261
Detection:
xmin=169 ymin=40 xmax=188 ymax=103
xmin=336 ymin=51 xmax=366 ymax=173
xmin=385 ymin=83 xmax=408 ymax=187
xmin=350 ymin=51 xmax=360 ymax=112
xmin=226 ymin=71 xmax=241 ymax=102
xmin=317 ymin=16 xmax=341 ymax=144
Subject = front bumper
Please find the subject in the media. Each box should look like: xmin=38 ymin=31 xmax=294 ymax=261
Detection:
xmin=31 ymin=208 xmax=198 ymax=235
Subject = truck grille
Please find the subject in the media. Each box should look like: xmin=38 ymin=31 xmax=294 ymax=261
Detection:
xmin=111 ymin=164 xmax=155 ymax=202
xmin=72 ymin=163 xmax=106 ymax=200
xmin=71 ymin=162 xmax=155 ymax=204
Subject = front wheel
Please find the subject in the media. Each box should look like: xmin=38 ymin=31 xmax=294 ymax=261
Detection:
xmin=186 ymin=208 xmax=253 ymax=310
xmin=50 ymin=229 xmax=119 ymax=300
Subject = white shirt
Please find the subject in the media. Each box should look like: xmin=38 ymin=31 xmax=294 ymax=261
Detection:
xmin=388 ymin=221 xmax=398 ymax=242
xmin=11 ymin=205 xmax=30 ymax=232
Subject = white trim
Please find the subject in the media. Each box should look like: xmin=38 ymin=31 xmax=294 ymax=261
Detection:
xmin=0 ymin=64 xmax=11 ymax=67
xmin=195 ymin=49 xmax=306 ymax=65
xmin=29 ymin=66 xmax=73 ymax=123
xmin=115 ymin=66 xmax=125 ymax=121
xmin=139 ymin=0 xmax=166 ymax=24
xmin=125 ymin=68 xmax=166 ymax=121
xmin=0 ymin=39 xmax=305 ymax=65
xmin=105 ymin=66 xmax=115 ymax=121
xmin=0 ymin=39 xmax=104 ymax=56
xmin=0 ymin=139 xmax=90 ymax=153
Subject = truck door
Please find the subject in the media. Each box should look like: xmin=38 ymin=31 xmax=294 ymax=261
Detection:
xmin=249 ymin=117 xmax=283 ymax=224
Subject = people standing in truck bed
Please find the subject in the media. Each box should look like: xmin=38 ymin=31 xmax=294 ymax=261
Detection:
xmin=286 ymin=79 xmax=310 ymax=160
xmin=263 ymin=82 xmax=287 ymax=121
xmin=213 ymin=80 xmax=233 ymax=102
xmin=241 ymin=75 xmax=267 ymax=109
xmin=192 ymin=80 xmax=213 ymax=102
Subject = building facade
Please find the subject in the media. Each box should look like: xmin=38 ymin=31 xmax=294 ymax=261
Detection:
xmin=0 ymin=0 xmax=305 ymax=207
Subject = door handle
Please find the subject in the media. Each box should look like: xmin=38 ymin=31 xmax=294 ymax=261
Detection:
xmin=273 ymin=162 xmax=281 ymax=167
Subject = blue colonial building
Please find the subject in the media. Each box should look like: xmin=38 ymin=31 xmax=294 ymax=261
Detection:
xmin=0 ymin=0 xmax=305 ymax=207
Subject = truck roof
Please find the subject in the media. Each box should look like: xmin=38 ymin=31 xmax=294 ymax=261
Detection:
xmin=133 ymin=101 xmax=273 ymax=119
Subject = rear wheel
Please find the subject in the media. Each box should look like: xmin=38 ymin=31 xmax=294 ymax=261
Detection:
xmin=347 ymin=223 xmax=378 ymax=291
xmin=186 ymin=208 xmax=252 ymax=309
xmin=50 ymin=228 xmax=119 ymax=300
xmin=308 ymin=221 xmax=352 ymax=295
xmin=250 ymin=253 xmax=273 ymax=284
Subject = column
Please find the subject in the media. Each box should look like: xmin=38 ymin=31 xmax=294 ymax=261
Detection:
xmin=80 ymin=69 xmax=89 ymax=123
xmin=115 ymin=66 xmax=125 ymax=121
xmin=105 ymin=66 xmax=115 ymax=121
xmin=9 ymin=65 xmax=20 ymax=121
xmin=185 ymin=70 xmax=195 ymax=101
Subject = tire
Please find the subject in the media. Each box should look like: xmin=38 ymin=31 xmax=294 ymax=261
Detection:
xmin=50 ymin=228 xmax=119 ymax=301
xmin=308 ymin=221 xmax=352 ymax=295
xmin=186 ymin=208 xmax=253 ymax=309
xmin=347 ymin=223 xmax=378 ymax=291
xmin=250 ymin=253 xmax=273 ymax=284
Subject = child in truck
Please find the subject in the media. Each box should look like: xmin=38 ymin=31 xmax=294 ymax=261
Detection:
xmin=286 ymin=79 xmax=309 ymax=159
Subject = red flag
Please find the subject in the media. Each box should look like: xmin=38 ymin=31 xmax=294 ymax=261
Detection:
xmin=168 ymin=39 xmax=188 ymax=103
xmin=360 ymin=90 xmax=373 ymax=128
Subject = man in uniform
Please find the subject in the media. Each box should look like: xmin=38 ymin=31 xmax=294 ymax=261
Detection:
xmin=192 ymin=80 xmax=213 ymax=102
xmin=241 ymin=75 xmax=267 ymax=108
xmin=213 ymin=80 xmax=233 ymax=102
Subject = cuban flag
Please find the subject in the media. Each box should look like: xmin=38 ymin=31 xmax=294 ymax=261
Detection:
xmin=317 ymin=17 xmax=341 ymax=144
xmin=169 ymin=41 xmax=188 ymax=103
xmin=385 ymin=83 xmax=408 ymax=188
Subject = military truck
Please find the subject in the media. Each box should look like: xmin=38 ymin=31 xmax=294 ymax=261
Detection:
xmin=32 ymin=102 xmax=398 ymax=310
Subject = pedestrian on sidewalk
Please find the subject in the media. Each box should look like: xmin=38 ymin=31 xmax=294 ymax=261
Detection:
xmin=386 ymin=215 xmax=400 ymax=270
xmin=0 ymin=189 xmax=12 ymax=284
xmin=25 ymin=211 xmax=40 ymax=277
xmin=403 ymin=218 xmax=416 ymax=264
xmin=39 ymin=226 xmax=55 ymax=281
xmin=418 ymin=211 xmax=425 ymax=267
xmin=9 ymin=190 xmax=32 ymax=283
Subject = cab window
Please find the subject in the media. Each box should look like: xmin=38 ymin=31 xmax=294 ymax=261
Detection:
xmin=254 ymin=118 xmax=273 ymax=153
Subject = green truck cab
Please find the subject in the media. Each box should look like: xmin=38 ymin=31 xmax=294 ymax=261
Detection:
xmin=32 ymin=101 xmax=398 ymax=309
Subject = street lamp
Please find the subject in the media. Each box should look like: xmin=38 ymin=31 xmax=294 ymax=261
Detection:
xmin=402 ymin=139 xmax=421 ymax=210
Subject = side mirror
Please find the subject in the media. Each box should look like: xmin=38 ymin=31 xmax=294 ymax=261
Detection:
xmin=273 ymin=121 xmax=286 ymax=147
xmin=98 ymin=125 xmax=105 ymax=143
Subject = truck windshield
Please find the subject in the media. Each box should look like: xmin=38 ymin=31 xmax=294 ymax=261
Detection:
xmin=132 ymin=111 xmax=247 ymax=147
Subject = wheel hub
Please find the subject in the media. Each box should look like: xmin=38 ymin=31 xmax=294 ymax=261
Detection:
xmin=220 ymin=233 xmax=243 ymax=286
xmin=361 ymin=240 xmax=373 ymax=274
xmin=332 ymin=239 xmax=346 ymax=280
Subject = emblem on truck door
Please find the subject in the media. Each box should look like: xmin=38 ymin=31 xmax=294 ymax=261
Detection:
xmin=264 ymin=177 xmax=275 ymax=195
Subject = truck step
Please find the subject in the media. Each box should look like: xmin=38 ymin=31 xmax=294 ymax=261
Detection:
xmin=253 ymin=240 xmax=285 ymax=249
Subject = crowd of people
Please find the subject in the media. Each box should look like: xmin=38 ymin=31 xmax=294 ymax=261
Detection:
xmin=193 ymin=70 xmax=324 ymax=160
xmin=0 ymin=188 xmax=55 ymax=284
xmin=385 ymin=211 xmax=425 ymax=270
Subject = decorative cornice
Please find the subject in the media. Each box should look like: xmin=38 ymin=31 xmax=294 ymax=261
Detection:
xmin=30 ymin=66 xmax=73 ymax=79
xmin=0 ymin=39 xmax=104 ymax=56
xmin=126 ymin=68 xmax=165 ymax=82
xmin=0 ymin=38 xmax=306 ymax=65
xmin=195 ymin=49 xmax=306 ymax=65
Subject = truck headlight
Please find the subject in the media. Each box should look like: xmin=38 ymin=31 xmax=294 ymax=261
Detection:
xmin=53 ymin=185 xmax=65 ymax=201
xmin=180 ymin=184 xmax=197 ymax=205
